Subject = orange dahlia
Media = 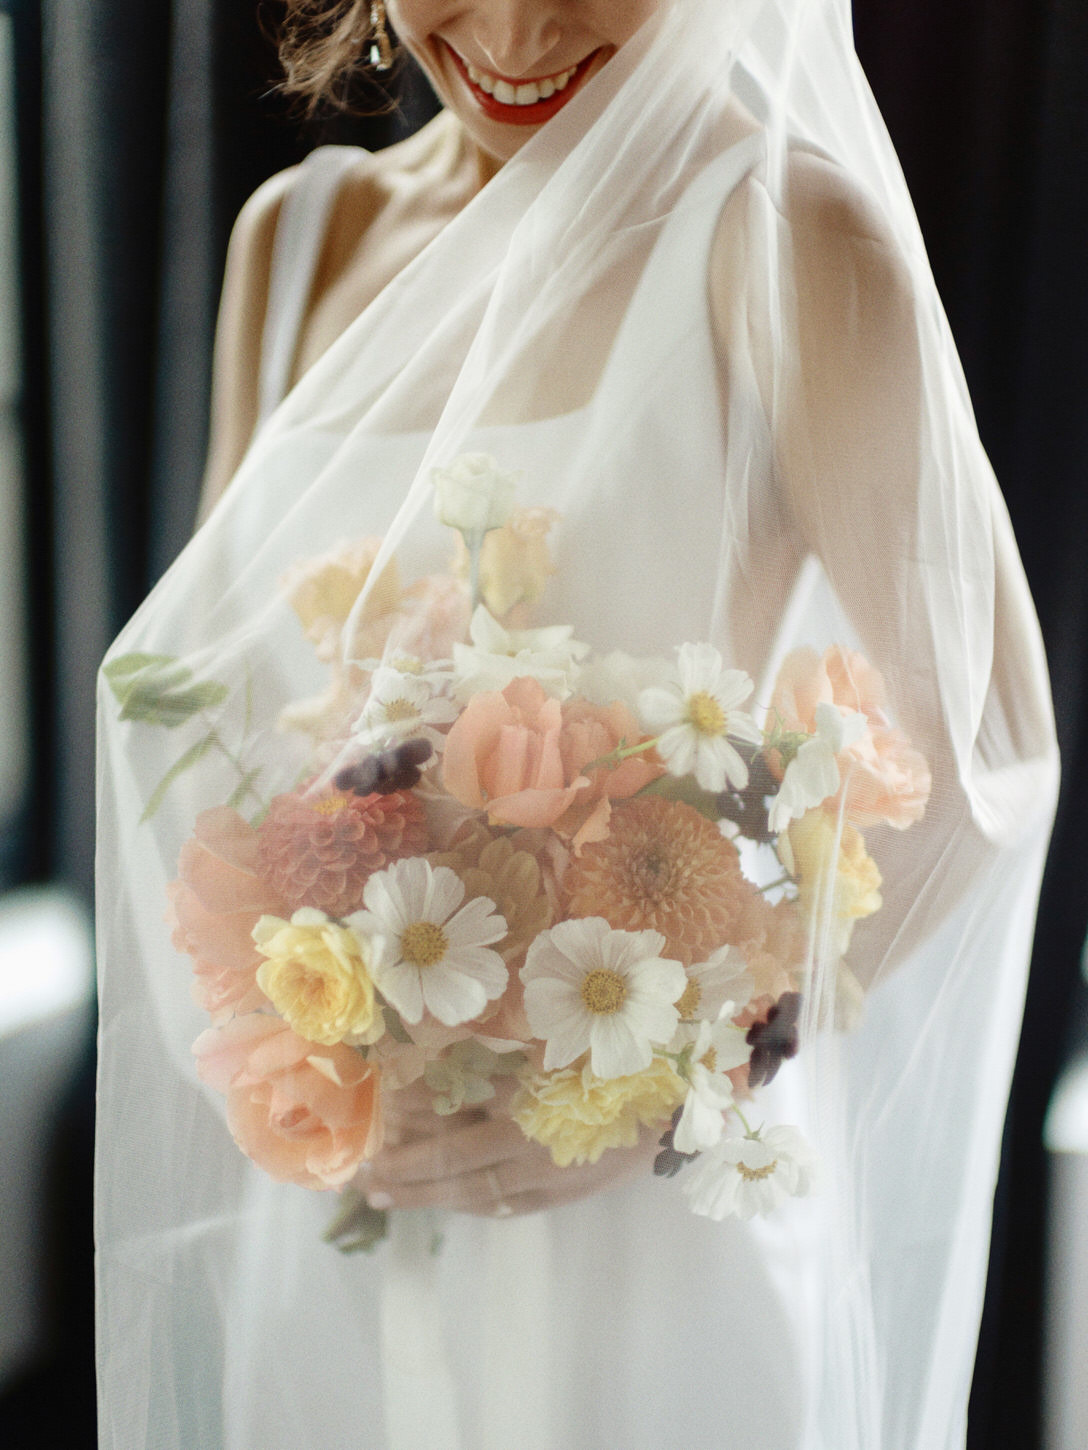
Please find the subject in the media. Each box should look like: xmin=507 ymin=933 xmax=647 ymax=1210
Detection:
xmin=562 ymin=795 xmax=759 ymax=966
xmin=258 ymin=785 xmax=428 ymax=918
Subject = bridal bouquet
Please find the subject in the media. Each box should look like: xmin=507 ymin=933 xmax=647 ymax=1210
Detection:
xmin=106 ymin=455 xmax=931 ymax=1241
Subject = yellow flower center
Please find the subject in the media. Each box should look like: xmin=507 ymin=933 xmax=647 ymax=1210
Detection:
xmin=675 ymin=979 xmax=702 ymax=1018
xmin=383 ymin=697 xmax=420 ymax=723
xmin=580 ymin=968 xmax=628 ymax=1015
xmin=313 ymin=796 xmax=350 ymax=816
xmin=401 ymin=921 xmax=449 ymax=967
xmin=737 ymin=1157 xmax=777 ymax=1182
xmin=391 ymin=655 xmax=424 ymax=674
xmin=700 ymin=1046 xmax=718 ymax=1073
xmin=687 ymin=691 xmax=726 ymax=737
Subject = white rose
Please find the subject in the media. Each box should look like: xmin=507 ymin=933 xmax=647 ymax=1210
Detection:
xmin=432 ymin=453 xmax=518 ymax=535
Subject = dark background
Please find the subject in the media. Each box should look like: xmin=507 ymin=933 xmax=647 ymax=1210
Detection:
xmin=1 ymin=0 xmax=1085 ymax=1443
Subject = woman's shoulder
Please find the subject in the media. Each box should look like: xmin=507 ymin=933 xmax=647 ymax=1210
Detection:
xmin=227 ymin=110 xmax=467 ymax=278
xmin=709 ymin=141 xmax=916 ymax=376
xmin=201 ymin=112 xmax=471 ymax=515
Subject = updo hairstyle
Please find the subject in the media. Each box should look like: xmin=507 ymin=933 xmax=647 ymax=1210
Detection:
xmin=278 ymin=0 xmax=393 ymax=113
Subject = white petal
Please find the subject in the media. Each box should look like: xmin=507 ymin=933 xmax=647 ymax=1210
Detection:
xmin=376 ymin=961 xmax=425 ymax=1023
xmin=712 ymin=670 xmax=754 ymax=713
xmin=420 ymin=862 xmax=465 ymax=922
xmin=445 ymin=894 xmax=507 ymax=947
xmin=657 ymin=724 xmax=698 ymax=778
xmin=601 ymin=927 xmax=670 ymax=975
xmin=360 ymin=872 xmax=410 ymax=934
xmin=625 ymin=953 xmax=688 ymax=1003
xmin=677 ymin=642 xmax=724 ymax=692
xmin=588 ymin=1015 xmax=652 ymax=1079
xmin=727 ymin=709 xmax=764 ymax=747
xmin=523 ymin=973 xmax=582 ymax=1031
xmin=540 ymin=1011 xmax=593 ymax=1070
xmin=619 ymin=991 xmax=681 ymax=1048
xmin=674 ymin=1091 xmax=727 ymax=1153
xmin=420 ymin=968 xmax=487 ymax=1027
xmin=445 ymin=946 xmax=508 ymax=996
xmin=682 ymin=1147 xmax=742 ymax=1220
xmin=638 ymin=686 xmax=683 ymax=732
xmin=795 ymin=737 xmax=841 ymax=804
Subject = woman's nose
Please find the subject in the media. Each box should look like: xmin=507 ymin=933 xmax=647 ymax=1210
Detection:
xmin=470 ymin=0 xmax=564 ymax=76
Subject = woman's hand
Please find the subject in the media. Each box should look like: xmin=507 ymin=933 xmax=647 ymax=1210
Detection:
xmin=359 ymin=1080 xmax=658 ymax=1218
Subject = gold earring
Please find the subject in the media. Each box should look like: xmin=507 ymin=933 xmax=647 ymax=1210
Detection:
xmin=368 ymin=0 xmax=393 ymax=72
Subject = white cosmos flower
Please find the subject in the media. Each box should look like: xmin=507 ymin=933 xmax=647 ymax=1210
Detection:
xmin=767 ymin=702 xmax=868 ymax=834
xmin=432 ymin=453 xmax=519 ymax=535
xmin=520 ymin=917 xmax=687 ymax=1080
xmin=675 ymin=944 xmax=754 ymax=1022
xmin=352 ymin=666 xmax=459 ymax=752
xmin=347 ymin=858 xmax=508 ymax=1027
xmin=672 ymin=1013 xmax=752 ymax=1154
xmin=638 ymin=643 xmax=761 ymax=792
xmin=354 ymin=651 xmax=455 ymax=691
xmin=682 ymin=1123 xmax=819 ymax=1221
xmin=451 ymin=605 xmax=589 ymax=702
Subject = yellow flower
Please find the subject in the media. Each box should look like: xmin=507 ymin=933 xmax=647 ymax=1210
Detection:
xmin=512 ymin=1056 xmax=685 ymax=1167
xmin=787 ymin=812 xmax=883 ymax=922
xmin=253 ymin=909 xmax=384 ymax=1047
xmin=280 ymin=538 xmax=401 ymax=661
xmin=454 ymin=506 xmax=559 ymax=619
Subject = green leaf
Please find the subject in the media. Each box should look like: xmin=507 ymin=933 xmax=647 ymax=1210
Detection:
xmin=105 ymin=655 xmax=192 ymax=711
xmin=119 ymin=678 xmax=229 ymax=727
xmin=139 ymin=734 xmax=215 ymax=822
xmin=639 ymin=773 xmax=722 ymax=821
xmin=381 ymin=1004 xmax=412 ymax=1044
xmin=103 ymin=652 xmax=181 ymax=685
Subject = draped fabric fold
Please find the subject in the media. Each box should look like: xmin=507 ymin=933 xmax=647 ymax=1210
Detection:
xmin=95 ymin=0 xmax=1058 ymax=1445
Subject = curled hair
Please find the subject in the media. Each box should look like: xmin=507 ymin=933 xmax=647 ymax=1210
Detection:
xmin=278 ymin=0 xmax=389 ymax=114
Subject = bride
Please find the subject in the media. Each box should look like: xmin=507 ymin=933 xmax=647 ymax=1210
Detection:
xmin=95 ymin=0 xmax=1059 ymax=1446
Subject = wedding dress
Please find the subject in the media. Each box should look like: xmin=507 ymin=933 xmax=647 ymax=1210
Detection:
xmin=95 ymin=1 xmax=1058 ymax=1447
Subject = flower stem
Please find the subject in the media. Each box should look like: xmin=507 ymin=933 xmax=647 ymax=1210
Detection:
xmin=466 ymin=528 xmax=484 ymax=613
xmin=206 ymin=728 xmax=266 ymax=810
xmin=582 ymin=735 xmax=662 ymax=773
xmin=758 ymin=874 xmax=794 ymax=894
xmin=733 ymin=1105 xmax=757 ymax=1138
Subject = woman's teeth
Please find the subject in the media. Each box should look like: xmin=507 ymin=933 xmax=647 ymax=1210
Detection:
xmin=465 ymin=61 xmax=578 ymax=106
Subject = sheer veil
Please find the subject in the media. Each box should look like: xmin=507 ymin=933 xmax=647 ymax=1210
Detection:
xmin=95 ymin=0 xmax=1058 ymax=1446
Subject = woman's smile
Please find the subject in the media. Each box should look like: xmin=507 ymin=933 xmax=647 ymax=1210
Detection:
xmin=444 ymin=41 xmax=605 ymax=126
xmin=388 ymin=0 xmax=662 ymax=164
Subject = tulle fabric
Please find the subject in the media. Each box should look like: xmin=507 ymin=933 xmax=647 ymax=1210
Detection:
xmin=95 ymin=0 xmax=1058 ymax=1445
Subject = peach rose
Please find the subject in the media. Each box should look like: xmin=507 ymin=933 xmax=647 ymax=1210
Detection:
xmin=193 ymin=1014 xmax=382 ymax=1189
xmin=167 ymin=807 xmax=288 ymax=1022
xmin=554 ymin=698 xmax=664 ymax=849
xmin=771 ymin=646 xmax=931 ymax=829
xmin=442 ymin=679 xmax=661 ymax=842
xmin=442 ymin=677 xmax=588 ymax=828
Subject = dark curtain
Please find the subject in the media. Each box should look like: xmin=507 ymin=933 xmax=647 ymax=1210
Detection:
xmin=41 ymin=0 xmax=433 ymax=904
xmin=854 ymin=3 xmax=1088 ymax=1447
xmin=2 ymin=3 xmax=432 ymax=1442
xmin=4 ymin=0 xmax=1085 ymax=1445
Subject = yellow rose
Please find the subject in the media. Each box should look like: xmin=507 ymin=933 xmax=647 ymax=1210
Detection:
xmin=253 ymin=909 xmax=383 ymax=1047
xmin=787 ymin=812 xmax=883 ymax=922
xmin=280 ymin=538 xmax=401 ymax=660
xmin=454 ymin=507 xmax=559 ymax=619
xmin=512 ymin=1056 xmax=684 ymax=1167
